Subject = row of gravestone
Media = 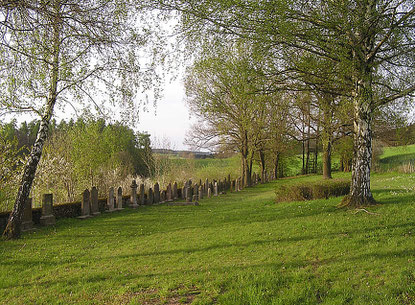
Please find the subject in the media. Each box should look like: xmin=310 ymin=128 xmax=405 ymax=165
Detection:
xmin=20 ymin=172 xmax=266 ymax=230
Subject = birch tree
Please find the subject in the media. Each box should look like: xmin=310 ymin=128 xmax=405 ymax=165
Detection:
xmin=1 ymin=1 xmax=164 ymax=239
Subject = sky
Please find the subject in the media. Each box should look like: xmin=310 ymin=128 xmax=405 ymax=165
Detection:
xmin=135 ymin=77 xmax=195 ymax=151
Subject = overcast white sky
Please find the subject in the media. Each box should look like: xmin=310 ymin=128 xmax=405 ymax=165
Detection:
xmin=135 ymin=77 xmax=195 ymax=151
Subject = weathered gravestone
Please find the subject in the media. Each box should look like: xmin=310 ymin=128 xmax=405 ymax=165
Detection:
xmin=21 ymin=197 xmax=34 ymax=231
xmin=106 ymin=187 xmax=115 ymax=212
xmin=90 ymin=187 xmax=100 ymax=216
xmin=207 ymin=188 xmax=212 ymax=198
xmin=139 ymin=183 xmax=145 ymax=205
xmin=167 ymin=183 xmax=173 ymax=202
xmin=193 ymin=184 xmax=199 ymax=201
xmin=205 ymin=178 xmax=209 ymax=195
xmin=148 ymin=188 xmax=154 ymax=205
xmin=173 ymin=182 xmax=178 ymax=199
xmin=40 ymin=194 xmax=56 ymax=226
xmin=214 ymin=182 xmax=218 ymax=196
xmin=198 ymin=186 xmax=203 ymax=200
xmin=78 ymin=189 xmax=91 ymax=219
xmin=186 ymin=186 xmax=192 ymax=203
xmin=116 ymin=187 xmax=124 ymax=210
xmin=130 ymin=180 xmax=138 ymax=208
xmin=154 ymin=183 xmax=160 ymax=204
xmin=160 ymin=190 xmax=166 ymax=203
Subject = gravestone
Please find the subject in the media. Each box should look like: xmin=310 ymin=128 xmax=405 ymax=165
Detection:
xmin=207 ymin=188 xmax=212 ymax=198
xmin=214 ymin=182 xmax=218 ymax=196
xmin=160 ymin=190 xmax=165 ymax=203
xmin=106 ymin=187 xmax=115 ymax=212
xmin=130 ymin=180 xmax=138 ymax=208
xmin=78 ymin=189 xmax=91 ymax=219
xmin=181 ymin=186 xmax=187 ymax=199
xmin=40 ymin=194 xmax=55 ymax=226
xmin=173 ymin=182 xmax=178 ymax=199
xmin=228 ymin=174 xmax=231 ymax=188
xmin=154 ymin=183 xmax=160 ymax=204
xmin=148 ymin=188 xmax=154 ymax=205
xmin=90 ymin=187 xmax=100 ymax=216
xmin=193 ymin=184 xmax=199 ymax=201
xmin=205 ymin=178 xmax=209 ymax=195
xmin=139 ymin=183 xmax=145 ymax=205
xmin=235 ymin=179 xmax=239 ymax=192
xmin=186 ymin=186 xmax=192 ymax=203
xmin=198 ymin=186 xmax=203 ymax=200
xmin=116 ymin=187 xmax=124 ymax=210
xmin=21 ymin=198 xmax=34 ymax=231
xmin=167 ymin=183 xmax=173 ymax=201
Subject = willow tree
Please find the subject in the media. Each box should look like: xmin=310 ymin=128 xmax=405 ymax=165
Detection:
xmin=152 ymin=0 xmax=415 ymax=207
xmin=0 ymin=1 xmax=164 ymax=239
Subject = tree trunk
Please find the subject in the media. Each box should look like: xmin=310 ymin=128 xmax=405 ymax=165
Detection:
xmin=274 ymin=152 xmax=280 ymax=179
xmin=259 ymin=149 xmax=266 ymax=183
xmin=340 ymin=67 xmax=375 ymax=207
xmin=322 ymin=140 xmax=332 ymax=179
xmin=3 ymin=9 xmax=60 ymax=239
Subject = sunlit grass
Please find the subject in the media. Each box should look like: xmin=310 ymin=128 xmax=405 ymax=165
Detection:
xmin=1 ymin=170 xmax=415 ymax=304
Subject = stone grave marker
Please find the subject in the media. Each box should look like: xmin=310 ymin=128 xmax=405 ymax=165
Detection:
xmin=40 ymin=194 xmax=55 ymax=226
xmin=78 ymin=189 xmax=91 ymax=219
xmin=116 ymin=187 xmax=124 ymax=210
xmin=21 ymin=197 xmax=34 ymax=231
xmin=90 ymin=187 xmax=100 ymax=216
xmin=154 ymin=183 xmax=160 ymax=204
xmin=139 ymin=183 xmax=145 ymax=205
xmin=107 ymin=187 xmax=115 ymax=212
xmin=130 ymin=180 xmax=138 ymax=208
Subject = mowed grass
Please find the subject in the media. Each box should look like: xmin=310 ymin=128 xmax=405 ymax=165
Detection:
xmin=1 ymin=171 xmax=415 ymax=304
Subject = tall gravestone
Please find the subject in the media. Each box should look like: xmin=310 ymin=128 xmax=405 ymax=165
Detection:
xmin=78 ymin=189 xmax=91 ymax=219
xmin=116 ymin=187 xmax=124 ymax=210
xmin=130 ymin=180 xmax=138 ymax=208
xmin=160 ymin=190 xmax=166 ymax=203
xmin=148 ymin=188 xmax=154 ymax=205
xmin=167 ymin=183 xmax=172 ymax=201
xmin=139 ymin=183 xmax=145 ymax=205
xmin=235 ymin=179 xmax=239 ymax=192
xmin=107 ymin=187 xmax=115 ymax=212
xmin=214 ymin=182 xmax=218 ymax=196
xmin=40 ymin=194 xmax=56 ymax=226
xmin=90 ymin=187 xmax=100 ymax=216
xmin=207 ymin=188 xmax=212 ymax=198
xmin=154 ymin=183 xmax=160 ymax=204
xmin=186 ymin=186 xmax=192 ymax=203
xmin=205 ymin=178 xmax=209 ymax=195
xmin=198 ymin=186 xmax=203 ymax=200
xmin=21 ymin=198 xmax=34 ymax=231
xmin=173 ymin=182 xmax=178 ymax=199
xmin=193 ymin=184 xmax=199 ymax=201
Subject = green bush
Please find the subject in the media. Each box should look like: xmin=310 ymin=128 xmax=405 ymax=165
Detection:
xmin=275 ymin=179 xmax=350 ymax=203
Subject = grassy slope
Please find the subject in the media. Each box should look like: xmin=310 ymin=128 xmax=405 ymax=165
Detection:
xmin=1 ymin=170 xmax=415 ymax=304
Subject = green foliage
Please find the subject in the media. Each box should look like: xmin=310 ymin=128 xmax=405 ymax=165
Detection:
xmin=0 ymin=128 xmax=24 ymax=212
xmin=31 ymin=118 xmax=153 ymax=205
xmin=275 ymin=179 xmax=350 ymax=203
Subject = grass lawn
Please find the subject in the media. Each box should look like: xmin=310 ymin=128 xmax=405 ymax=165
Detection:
xmin=1 ymin=171 xmax=415 ymax=304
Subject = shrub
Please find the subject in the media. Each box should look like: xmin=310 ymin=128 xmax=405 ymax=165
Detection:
xmin=275 ymin=179 xmax=350 ymax=203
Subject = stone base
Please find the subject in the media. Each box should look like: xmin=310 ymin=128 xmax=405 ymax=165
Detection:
xmin=40 ymin=215 xmax=56 ymax=226
xmin=78 ymin=215 xmax=91 ymax=219
xmin=21 ymin=221 xmax=34 ymax=232
xmin=91 ymin=212 xmax=101 ymax=216
xmin=129 ymin=204 xmax=139 ymax=208
xmin=115 ymin=208 xmax=124 ymax=211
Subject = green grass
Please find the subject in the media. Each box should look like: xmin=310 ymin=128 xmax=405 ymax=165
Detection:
xmin=2 ymin=171 xmax=415 ymax=304
xmin=378 ymin=144 xmax=415 ymax=172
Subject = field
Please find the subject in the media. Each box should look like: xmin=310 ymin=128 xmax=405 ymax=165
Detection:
xmin=1 ymin=147 xmax=415 ymax=304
